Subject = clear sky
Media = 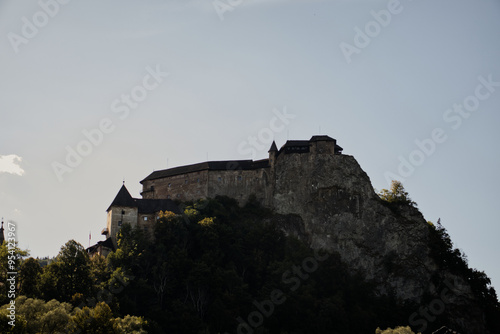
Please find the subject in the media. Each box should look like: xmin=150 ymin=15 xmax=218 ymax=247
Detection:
xmin=1 ymin=0 xmax=499 ymax=291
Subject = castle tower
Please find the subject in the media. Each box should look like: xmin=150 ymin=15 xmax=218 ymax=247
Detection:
xmin=0 ymin=219 xmax=4 ymax=244
xmin=308 ymin=135 xmax=343 ymax=155
xmin=105 ymin=184 xmax=139 ymax=247
xmin=268 ymin=141 xmax=278 ymax=169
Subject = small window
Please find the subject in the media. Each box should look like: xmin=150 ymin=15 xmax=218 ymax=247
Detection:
xmin=197 ymin=178 xmax=200 ymax=183
xmin=168 ymin=183 xmax=171 ymax=188
xmin=176 ymin=194 xmax=181 ymax=198
xmin=118 ymin=221 xmax=122 ymax=226
xmin=185 ymin=180 xmax=188 ymax=184
xmin=143 ymin=217 xmax=148 ymax=221
xmin=167 ymin=195 xmax=171 ymax=199
xmin=150 ymin=186 xmax=154 ymax=191
xmin=237 ymin=175 xmax=242 ymax=181
xmin=218 ymin=177 xmax=222 ymax=181
xmin=121 ymin=210 xmax=125 ymax=215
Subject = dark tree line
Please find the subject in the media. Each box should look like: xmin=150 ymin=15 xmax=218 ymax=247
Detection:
xmin=1 ymin=194 xmax=499 ymax=333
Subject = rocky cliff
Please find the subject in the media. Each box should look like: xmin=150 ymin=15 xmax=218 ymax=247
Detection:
xmin=271 ymin=153 xmax=488 ymax=333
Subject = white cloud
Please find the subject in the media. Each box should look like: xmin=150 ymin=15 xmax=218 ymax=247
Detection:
xmin=0 ymin=154 xmax=25 ymax=176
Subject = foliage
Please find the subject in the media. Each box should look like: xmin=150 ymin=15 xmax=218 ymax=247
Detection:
xmin=2 ymin=196 xmax=499 ymax=333
xmin=428 ymin=219 xmax=500 ymax=332
xmin=0 ymin=296 xmax=71 ymax=334
xmin=101 ymin=196 xmax=418 ymax=333
xmin=0 ymin=240 xmax=29 ymax=305
xmin=19 ymin=257 xmax=42 ymax=298
xmin=0 ymin=297 xmax=147 ymax=334
xmin=379 ymin=180 xmax=416 ymax=207
xmin=375 ymin=326 xmax=418 ymax=334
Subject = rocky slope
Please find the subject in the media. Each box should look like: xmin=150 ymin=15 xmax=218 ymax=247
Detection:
xmin=271 ymin=153 xmax=488 ymax=333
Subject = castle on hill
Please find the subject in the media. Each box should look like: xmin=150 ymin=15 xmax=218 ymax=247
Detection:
xmin=89 ymin=135 xmax=343 ymax=256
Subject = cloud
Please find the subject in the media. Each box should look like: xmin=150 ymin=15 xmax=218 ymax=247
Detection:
xmin=0 ymin=154 xmax=25 ymax=176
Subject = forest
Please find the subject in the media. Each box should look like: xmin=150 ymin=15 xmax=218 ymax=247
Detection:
xmin=1 ymin=193 xmax=499 ymax=333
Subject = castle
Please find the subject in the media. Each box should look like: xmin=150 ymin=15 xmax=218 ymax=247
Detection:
xmin=90 ymin=135 xmax=343 ymax=256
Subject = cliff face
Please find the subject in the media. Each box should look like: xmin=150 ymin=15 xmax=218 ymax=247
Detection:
xmin=271 ymin=153 xmax=487 ymax=333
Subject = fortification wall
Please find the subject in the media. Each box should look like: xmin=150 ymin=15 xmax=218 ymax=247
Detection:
xmin=141 ymin=170 xmax=209 ymax=202
xmin=141 ymin=167 xmax=272 ymax=205
xmin=207 ymin=168 xmax=271 ymax=205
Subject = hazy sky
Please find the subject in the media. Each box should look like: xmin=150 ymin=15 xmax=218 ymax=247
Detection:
xmin=1 ymin=0 xmax=499 ymax=291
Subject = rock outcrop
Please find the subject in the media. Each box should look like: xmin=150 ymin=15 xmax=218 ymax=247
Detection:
xmin=272 ymin=153 xmax=487 ymax=333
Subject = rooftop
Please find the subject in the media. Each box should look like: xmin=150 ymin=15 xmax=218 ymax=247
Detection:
xmin=141 ymin=159 xmax=269 ymax=183
xmin=107 ymin=184 xmax=181 ymax=213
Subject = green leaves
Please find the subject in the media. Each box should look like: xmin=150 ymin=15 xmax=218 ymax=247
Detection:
xmin=379 ymin=180 xmax=417 ymax=207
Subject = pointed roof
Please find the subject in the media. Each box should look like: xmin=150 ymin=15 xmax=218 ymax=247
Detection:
xmin=268 ymin=141 xmax=278 ymax=152
xmin=0 ymin=219 xmax=4 ymax=244
xmin=107 ymin=184 xmax=136 ymax=211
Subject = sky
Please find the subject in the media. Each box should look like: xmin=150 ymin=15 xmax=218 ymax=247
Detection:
xmin=1 ymin=0 xmax=499 ymax=292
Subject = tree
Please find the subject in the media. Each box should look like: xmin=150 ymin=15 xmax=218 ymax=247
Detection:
xmin=375 ymin=326 xmax=418 ymax=334
xmin=0 ymin=241 xmax=29 ymax=305
xmin=70 ymin=302 xmax=115 ymax=334
xmin=0 ymin=296 xmax=72 ymax=334
xmin=19 ymin=257 xmax=43 ymax=298
xmin=56 ymin=240 xmax=93 ymax=301
xmin=113 ymin=315 xmax=148 ymax=334
xmin=37 ymin=240 xmax=93 ymax=302
xmin=379 ymin=180 xmax=416 ymax=206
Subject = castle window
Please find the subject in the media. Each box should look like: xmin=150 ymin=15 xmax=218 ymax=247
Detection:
xmin=176 ymin=194 xmax=181 ymax=198
xmin=150 ymin=186 xmax=154 ymax=191
xmin=118 ymin=221 xmax=122 ymax=226
xmin=185 ymin=180 xmax=188 ymax=184
xmin=218 ymin=177 xmax=222 ymax=182
xmin=197 ymin=178 xmax=200 ymax=183
xmin=167 ymin=195 xmax=171 ymax=199
xmin=121 ymin=210 xmax=125 ymax=215
xmin=237 ymin=175 xmax=242 ymax=181
xmin=143 ymin=217 xmax=148 ymax=221
xmin=168 ymin=183 xmax=171 ymax=188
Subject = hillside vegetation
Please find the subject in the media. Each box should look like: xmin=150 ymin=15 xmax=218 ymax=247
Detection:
xmin=1 ymin=194 xmax=499 ymax=333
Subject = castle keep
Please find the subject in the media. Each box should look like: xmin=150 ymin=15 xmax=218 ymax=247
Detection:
xmin=95 ymin=135 xmax=343 ymax=253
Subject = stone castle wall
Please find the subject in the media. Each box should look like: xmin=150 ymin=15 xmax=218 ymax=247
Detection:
xmin=141 ymin=167 xmax=272 ymax=206
xmin=141 ymin=170 xmax=210 ymax=201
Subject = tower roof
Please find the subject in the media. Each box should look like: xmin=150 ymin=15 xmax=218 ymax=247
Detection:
xmin=268 ymin=141 xmax=278 ymax=152
xmin=107 ymin=184 xmax=136 ymax=211
xmin=107 ymin=184 xmax=182 ymax=214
